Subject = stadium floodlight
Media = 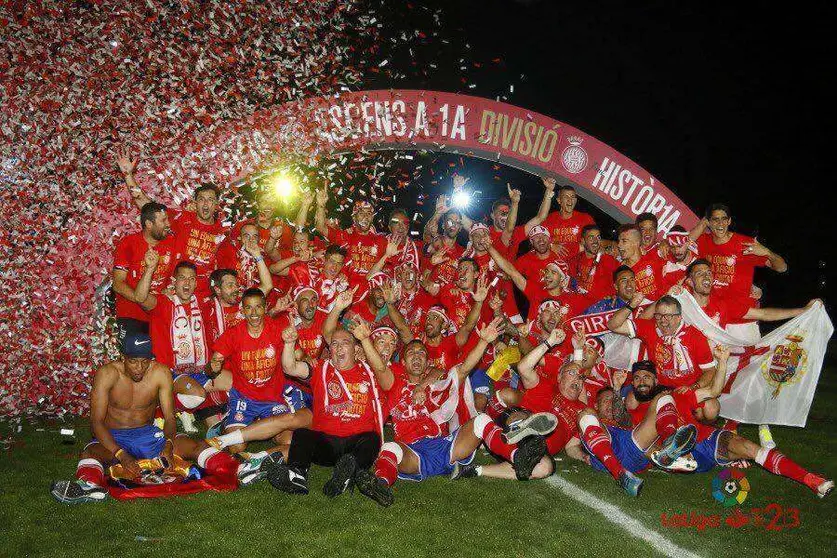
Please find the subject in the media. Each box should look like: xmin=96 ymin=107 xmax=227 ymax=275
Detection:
xmin=451 ymin=189 xmax=471 ymax=209
xmin=272 ymin=171 xmax=296 ymax=200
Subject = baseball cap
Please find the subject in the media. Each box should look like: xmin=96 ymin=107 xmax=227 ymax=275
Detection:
xmin=631 ymin=360 xmax=657 ymax=375
xmin=122 ymin=332 xmax=154 ymax=359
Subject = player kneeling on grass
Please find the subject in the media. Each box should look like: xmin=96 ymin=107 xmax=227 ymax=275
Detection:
xmin=50 ymin=333 xmax=257 ymax=504
xmin=629 ymin=349 xmax=834 ymax=498
xmin=353 ymin=317 xmax=556 ymax=506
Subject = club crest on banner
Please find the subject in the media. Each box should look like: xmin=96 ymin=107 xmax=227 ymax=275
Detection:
xmin=762 ymin=333 xmax=808 ymax=399
xmin=561 ymin=136 xmax=588 ymax=174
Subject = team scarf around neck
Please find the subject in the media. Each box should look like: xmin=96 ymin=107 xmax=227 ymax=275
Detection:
xmin=170 ymin=294 xmax=209 ymax=369
xmin=658 ymin=322 xmax=694 ymax=374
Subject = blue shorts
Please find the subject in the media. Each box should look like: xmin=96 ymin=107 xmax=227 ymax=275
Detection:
xmin=584 ymin=425 xmax=651 ymax=474
xmin=89 ymin=424 xmax=166 ymax=460
xmin=469 ymin=369 xmax=492 ymax=397
xmin=173 ymin=371 xmax=211 ymax=387
xmin=692 ymin=429 xmax=733 ymax=473
xmin=284 ymin=384 xmax=312 ymax=412
xmin=398 ymin=429 xmax=476 ymax=482
xmin=226 ymin=388 xmax=293 ymax=428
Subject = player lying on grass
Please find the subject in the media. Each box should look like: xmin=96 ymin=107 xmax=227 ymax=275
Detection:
xmin=352 ymin=317 xmax=557 ymax=506
xmin=50 ymin=333 xmax=269 ymax=504
xmin=627 ymin=352 xmax=834 ymax=498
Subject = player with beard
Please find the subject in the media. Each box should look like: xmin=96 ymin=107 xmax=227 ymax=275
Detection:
xmin=515 ymin=225 xmax=568 ymax=283
xmin=422 ymin=258 xmax=488 ymax=330
xmin=628 ymin=357 xmax=834 ymax=498
xmin=353 ymin=318 xmax=555 ymax=506
xmin=540 ymin=184 xmax=596 ymax=258
xmin=579 ymin=266 xmax=654 ymax=335
xmin=424 ymin=194 xmax=466 ymax=288
xmin=216 ymin=223 xmax=275 ymax=293
xmin=659 ymin=226 xmax=698 ymax=292
xmin=112 ymin=201 xmax=177 ymax=339
xmin=690 ymin=203 xmax=787 ymax=301
xmin=118 ymin=149 xmax=227 ymax=300
xmin=206 ymin=269 xmax=243 ymax=343
xmin=568 ymin=224 xmax=620 ymax=301
xmin=273 ymin=286 xmax=331 ymax=361
xmin=50 ymin=332 xmax=253 ymax=504
xmin=313 ymin=188 xmax=387 ymax=274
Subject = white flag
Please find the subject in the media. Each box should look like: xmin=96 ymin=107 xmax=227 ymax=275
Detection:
xmin=674 ymin=291 xmax=833 ymax=427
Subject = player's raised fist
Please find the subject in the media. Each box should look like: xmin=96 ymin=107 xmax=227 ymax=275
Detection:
xmin=282 ymin=325 xmax=299 ymax=344
xmin=144 ymin=248 xmax=160 ymax=269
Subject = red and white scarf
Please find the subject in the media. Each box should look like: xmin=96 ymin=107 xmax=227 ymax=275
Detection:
xmin=170 ymin=295 xmax=209 ymax=369
xmin=659 ymin=323 xmax=695 ymax=376
xmin=321 ymin=360 xmax=385 ymax=439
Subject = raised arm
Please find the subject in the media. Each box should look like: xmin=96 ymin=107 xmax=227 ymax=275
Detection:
xmin=743 ymin=238 xmax=788 ymax=273
xmin=457 ymin=317 xmax=502 ymax=380
xmin=501 ymin=186 xmax=521 ymax=246
xmin=323 ymin=286 xmax=358 ymax=343
xmin=381 ymin=281 xmax=414 ymax=343
xmin=280 ymin=325 xmax=312 ymax=379
xmin=264 ymin=225 xmax=285 ymax=261
xmin=523 ymin=177 xmax=556 ymax=233
xmin=366 ymin=240 xmax=400 ymax=280
xmin=135 ymin=249 xmax=160 ymax=311
xmin=350 ymin=320 xmax=394 ymax=390
xmin=607 ymin=291 xmax=645 ymax=336
xmin=487 ymin=244 xmax=526 ymax=291
xmin=116 ymin=147 xmax=151 ymax=210
xmin=517 ymin=327 xmax=565 ymax=389
xmin=423 ymin=195 xmax=449 ymax=245
xmin=454 ymin=274 xmax=489 ymax=347
xmin=695 ymin=345 xmax=730 ymax=401
xmin=243 ymin=239 xmax=274 ymax=295
xmin=313 ymin=188 xmax=330 ymax=237
xmin=688 ymin=217 xmax=709 ymax=242
xmin=295 ymin=195 xmax=314 ymax=228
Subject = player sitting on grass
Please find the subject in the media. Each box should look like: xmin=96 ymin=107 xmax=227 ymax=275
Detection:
xmin=628 ymin=351 xmax=834 ymax=498
xmin=353 ymin=317 xmax=556 ymax=506
xmin=50 ymin=333 xmax=264 ymax=504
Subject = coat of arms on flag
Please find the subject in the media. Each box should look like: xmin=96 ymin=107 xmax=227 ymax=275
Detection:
xmin=763 ymin=333 xmax=808 ymax=399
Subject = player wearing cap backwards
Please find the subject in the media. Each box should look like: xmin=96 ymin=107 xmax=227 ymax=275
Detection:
xmin=205 ymin=288 xmax=312 ymax=459
xmin=350 ymin=318 xmax=555 ymax=506
xmin=540 ymin=184 xmax=596 ymax=258
xmin=50 ymin=333 xmax=254 ymax=504
xmin=616 ymin=224 xmax=666 ymax=301
xmin=486 ymin=235 xmax=591 ymax=323
xmin=117 ymin=148 xmax=227 ymax=300
xmin=627 ymin=355 xmax=834 ymax=498
xmin=313 ymin=187 xmax=387 ymax=275
xmin=568 ymin=224 xmax=620 ymax=302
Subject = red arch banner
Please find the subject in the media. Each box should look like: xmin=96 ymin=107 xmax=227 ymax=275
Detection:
xmin=304 ymin=90 xmax=699 ymax=229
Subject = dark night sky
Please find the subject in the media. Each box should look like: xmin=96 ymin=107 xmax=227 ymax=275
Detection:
xmin=363 ymin=0 xmax=834 ymax=311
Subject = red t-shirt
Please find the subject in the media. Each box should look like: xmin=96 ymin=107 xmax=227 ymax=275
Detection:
xmin=216 ymin=240 xmax=263 ymax=291
xmin=633 ymin=319 xmax=716 ymax=387
xmin=113 ymin=232 xmax=179 ymax=321
xmin=428 ymin=240 xmax=466 ymax=287
xmin=147 ymin=296 xmax=209 ymax=372
xmin=423 ymin=334 xmax=461 ymax=371
xmin=437 ymin=284 xmax=473 ymax=330
xmin=202 ymin=297 xmax=244 ymax=343
xmin=310 ymin=361 xmax=380 ymax=436
xmin=521 ymin=379 xmax=586 ymax=454
xmin=697 ymin=233 xmax=769 ymax=298
xmin=170 ymin=209 xmax=228 ymax=297
xmin=630 ymin=250 xmax=666 ymax=300
xmin=212 ymin=318 xmax=286 ymax=402
xmin=699 ymin=293 xmax=752 ymax=328
xmin=541 ymin=211 xmax=595 ymax=255
xmin=515 ymin=251 xmax=568 ymax=282
xmin=385 ymin=374 xmax=443 ymax=445
xmin=489 ymin=225 xmax=527 ymax=259
xmin=397 ymin=289 xmax=437 ymax=338
xmin=273 ymin=310 xmax=329 ymax=361
xmin=568 ymin=252 xmax=619 ymax=301
xmin=328 ymin=226 xmax=387 ymax=274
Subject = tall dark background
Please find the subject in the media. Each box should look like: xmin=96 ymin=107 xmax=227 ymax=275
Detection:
xmin=358 ymin=0 xmax=833 ymax=313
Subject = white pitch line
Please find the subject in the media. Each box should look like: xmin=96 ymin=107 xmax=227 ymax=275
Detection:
xmin=544 ymin=475 xmax=702 ymax=558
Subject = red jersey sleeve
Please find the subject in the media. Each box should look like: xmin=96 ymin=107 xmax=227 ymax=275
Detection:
xmin=212 ymin=327 xmax=235 ymax=357
xmin=113 ymin=236 xmax=133 ymax=271
xmin=690 ymin=329 xmax=716 ymax=369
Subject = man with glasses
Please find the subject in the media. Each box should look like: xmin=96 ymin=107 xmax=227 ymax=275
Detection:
xmin=607 ymin=294 xmax=717 ymax=392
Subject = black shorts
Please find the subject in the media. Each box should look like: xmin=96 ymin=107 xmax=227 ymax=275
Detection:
xmin=288 ymin=429 xmax=381 ymax=471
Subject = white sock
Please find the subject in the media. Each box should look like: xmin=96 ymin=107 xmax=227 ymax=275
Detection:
xmin=215 ymin=429 xmax=245 ymax=448
xmin=475 ymin=466 xmax=483 ymax=477
xmin=197 ymin=446 xmax=220 ymax=468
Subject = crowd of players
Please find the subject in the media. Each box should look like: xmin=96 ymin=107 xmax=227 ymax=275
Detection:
xmin=50 ymin=151 xmax=833 ymax=505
